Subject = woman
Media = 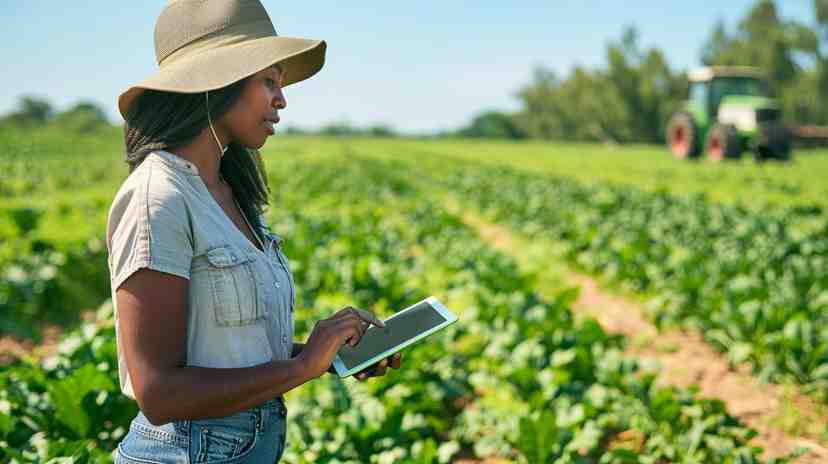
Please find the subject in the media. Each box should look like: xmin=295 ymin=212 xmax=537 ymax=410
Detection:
xmin=107 ymin=1 xmax=401 ymax=462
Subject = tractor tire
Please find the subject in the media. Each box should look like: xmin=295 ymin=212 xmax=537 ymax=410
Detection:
xmin=767 ymin=124 xmax=792 ymax=161
xmin=705 ymin=124 xmax=741 ymax=162
xmin=666 ymin=112 xmax=700 ymax=160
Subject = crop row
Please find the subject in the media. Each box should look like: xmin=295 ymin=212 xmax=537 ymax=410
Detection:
xmin=0 ymin=155 xmax=783 ymax=462
xmin=417 ymin=156 xmax=828 ymax=400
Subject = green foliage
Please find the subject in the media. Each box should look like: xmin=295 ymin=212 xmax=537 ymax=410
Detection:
xmin=0 ymin=301 xmax=135 ymax=462
xmin=436 ymin=158 xmax=828 ymax=400
xmin=701 ymin=0 xmax=828 ymax=125
xmin=0 ymin=230 xmax=109 ymax=340
xmin=0 ymin=123 xmax=127 ymax=339
xmin=0 ymin=151 xmax=787 ymax=462
xmin=305 ymin=121 xmax=399 ymax=137
xmin=457 ymin=111 xmax=526 ymax=139
xmin=463 ymin=0 xmax=828 ymax=142
xmin=0 ymin=97 xmax=112 ymax=134
xmin=512 ymin=26 xmax=685 ymax=144
xmin=52 ymin=102 xmax=111 ymax=134
xmin=0 ymin=96 xmax=54 ymax=128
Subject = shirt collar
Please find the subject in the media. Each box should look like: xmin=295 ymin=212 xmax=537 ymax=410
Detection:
xmin=149 ymin=150 xmax=200 ymax=176
xmin=151 ymin=150 xmax=286 ymax=247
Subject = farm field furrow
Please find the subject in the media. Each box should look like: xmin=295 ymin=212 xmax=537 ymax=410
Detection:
xmin=1 ymin=152 xmax=794 ymax=463
xmin=2 ymin=133 xmax=825 ymax=462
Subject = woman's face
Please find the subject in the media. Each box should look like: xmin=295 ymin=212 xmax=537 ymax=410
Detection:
xmin=221 ymin=64 xmax=286 ymax=149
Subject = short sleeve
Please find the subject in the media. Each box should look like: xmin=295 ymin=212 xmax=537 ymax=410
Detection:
xmin=106 ymin=171 xmax=194 ymax=291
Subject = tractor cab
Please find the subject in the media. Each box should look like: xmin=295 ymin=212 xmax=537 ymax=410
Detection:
xmin=666 ymin=66 xmax=790 ymax=162
xmin=691 ymin=74 xmax=767 ymax=118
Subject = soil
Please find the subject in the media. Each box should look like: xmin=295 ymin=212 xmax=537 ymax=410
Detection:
xmin=465 ymin=213 xmax=828 ymax=463
xmin=0 ymin=310 xmax=97 ymax=366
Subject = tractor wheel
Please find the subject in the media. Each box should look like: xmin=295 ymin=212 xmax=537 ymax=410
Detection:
xmin=705 ymin=124 xmax=741 ymax=162
xmin=666 ymin=112 xmax=700 ymax=160
xmin=767 ymin=124 xmax=792 ymax=161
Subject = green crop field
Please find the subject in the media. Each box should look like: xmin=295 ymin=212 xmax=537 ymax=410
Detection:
xmin=1 ymin=127 xmax=826 ymax=462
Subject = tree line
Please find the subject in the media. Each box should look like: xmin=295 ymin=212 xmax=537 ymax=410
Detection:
xmin=456 ymin=0 xmax=828 ymax=143
xmin=5 ymin=1 xmax=826 ymax=144
xmin=0 ymin=97 xmax=111 ymax=135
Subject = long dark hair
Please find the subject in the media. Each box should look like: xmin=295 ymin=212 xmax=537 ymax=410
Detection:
xmin=123 ymin=78 xmax=270 ymax=241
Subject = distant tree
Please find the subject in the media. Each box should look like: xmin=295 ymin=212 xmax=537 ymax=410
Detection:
xmin=315 ymin=121 xmax=398 ymax=137
xmin=465 ymin=0 xmax=828 ymax=143
xmin=458 ymin=111 xmax=525 ymax=139
xmin=53 ymin=101 xmax=110 ymax=133
xmin=1 ymin=95 xmax=54 ymax=127
xmin=701 ymin=0 xmax=827 ymax=124
xmin=701 ymin=1 xmax=796 ymax=89
xmin=512 ymin=67 xmax=568 ymax=140
xmin=816 ymin=0 xmax=828 ymax=121
xmin=512 ymin=26 xmax=683 ymax=144
xmin=367 ymin=125 xmax=397 ymax=137
xmin=604 ymin=27 xmax=685 ymax=143
xmin=318 ymin=121 xmax=355 ymax=136
xmin=283 ymin=125 xmax=307 ymax=135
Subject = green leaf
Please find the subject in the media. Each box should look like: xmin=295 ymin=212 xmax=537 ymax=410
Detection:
xmin=46 ymin=364 xmax=113 ymax=438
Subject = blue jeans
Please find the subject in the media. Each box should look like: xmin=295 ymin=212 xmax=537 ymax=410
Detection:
xmin=115 ymin=397 xmax=288 ymax=463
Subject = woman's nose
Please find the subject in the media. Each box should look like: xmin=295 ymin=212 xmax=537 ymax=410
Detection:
xmin=272 ymin=89 xmax=287 ymax=110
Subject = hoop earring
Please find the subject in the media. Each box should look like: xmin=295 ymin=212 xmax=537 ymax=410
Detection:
xmin=205 ymin=91 xmax=229 ymax=158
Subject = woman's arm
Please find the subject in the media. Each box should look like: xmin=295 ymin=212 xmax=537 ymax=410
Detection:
xmin=118 ymin=268 xmax=316 ymax=426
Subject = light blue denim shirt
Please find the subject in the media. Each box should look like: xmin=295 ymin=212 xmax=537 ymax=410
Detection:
xmin=105 ymin=149 xmax=295 ymax=400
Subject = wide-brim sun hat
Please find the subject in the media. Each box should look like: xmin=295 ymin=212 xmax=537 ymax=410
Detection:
xmin=118 ymin=0 xmax=326 ymax=120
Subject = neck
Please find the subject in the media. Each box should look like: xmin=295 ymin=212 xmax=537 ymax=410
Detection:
xmin=168 ymin=127 xmax=229 ymax=189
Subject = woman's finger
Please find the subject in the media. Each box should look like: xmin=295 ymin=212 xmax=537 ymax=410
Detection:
xmin=333 ymin=308 xmax=385 ymax=336
xmin=370 ymin=360 xmax=388 ymax=377
xmin=390 ymin=352 xmax=402 ymax=369
xmin=353 ymin=307 xmax=385 ymax=329
xmin=336 ymin=319 xmax=363 ymax=347
xmin=330 ymin=307 xmax=357 ymax=321
xmin=331 ymin=306 xmax=364 ymax=321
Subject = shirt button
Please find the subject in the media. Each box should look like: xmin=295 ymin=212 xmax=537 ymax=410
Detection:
xmin=281 ymin=334 xmax=288 ymax=343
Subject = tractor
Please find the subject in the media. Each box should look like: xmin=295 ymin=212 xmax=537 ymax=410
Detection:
xmin=666 ymin=66 xmax=792 ymax=162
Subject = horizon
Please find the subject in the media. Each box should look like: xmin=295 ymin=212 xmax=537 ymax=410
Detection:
xmin=0 ymin=1 xmax=817 ymax=135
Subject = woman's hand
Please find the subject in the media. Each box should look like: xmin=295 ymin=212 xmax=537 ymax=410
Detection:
xmin=355 ymin=352 xmax=402 ymax=381
xmin=297 ymin=306 xmax=385 ymax=380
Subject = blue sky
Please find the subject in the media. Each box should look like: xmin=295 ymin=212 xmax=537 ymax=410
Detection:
xmin=0 ymin=1 xmax=817 ymax=135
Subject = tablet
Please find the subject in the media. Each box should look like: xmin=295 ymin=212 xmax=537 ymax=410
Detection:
xmin=331 ymin=296 xmax=458 ymax=378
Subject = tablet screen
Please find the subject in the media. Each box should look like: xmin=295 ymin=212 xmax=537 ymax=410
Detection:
xmin=337 ymin=300 xmax=448 ymax=371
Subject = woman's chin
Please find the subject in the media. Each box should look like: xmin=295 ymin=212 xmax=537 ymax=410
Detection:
xmin=241 ymin=136 xmax=268 ymax=150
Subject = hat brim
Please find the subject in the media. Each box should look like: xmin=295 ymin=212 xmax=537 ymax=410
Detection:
xmin=118 ymin=35 xmax=326 ymax=120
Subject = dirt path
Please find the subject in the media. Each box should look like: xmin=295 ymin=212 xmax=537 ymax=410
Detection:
xmin=0 ymin=311 xmax=97 ymax=366
xmin=0 ymin=327 xmax=63 ymax=366
xmin=464 ymin=212 xmax=828 ymax=463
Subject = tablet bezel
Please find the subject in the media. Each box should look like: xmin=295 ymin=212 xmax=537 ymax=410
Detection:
xmin=331 ymin=296 xmax=457 ymax=378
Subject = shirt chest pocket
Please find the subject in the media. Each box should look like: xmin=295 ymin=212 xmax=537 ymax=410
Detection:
xmin=193 ymin=245 xmax=265 ymax=327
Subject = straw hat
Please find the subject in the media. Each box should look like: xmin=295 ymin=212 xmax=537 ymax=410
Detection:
xmin=117 ymin=0 xmax=326 ymax=120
